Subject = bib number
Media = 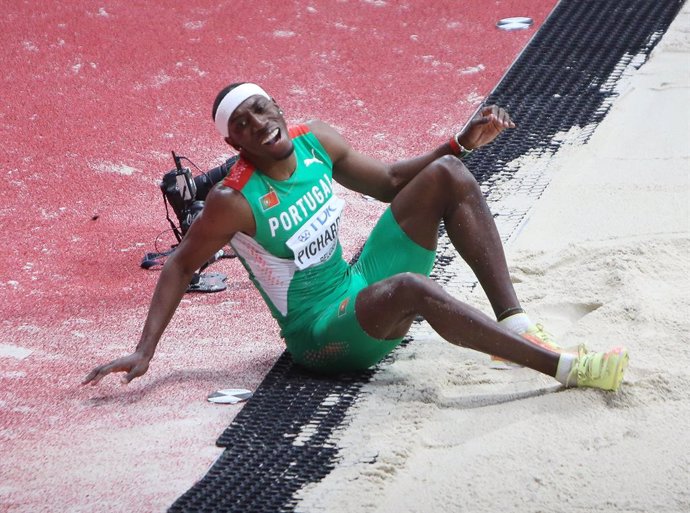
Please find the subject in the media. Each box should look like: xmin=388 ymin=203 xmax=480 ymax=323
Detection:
xmin=286 ymin=195 xmax=344 ymax=270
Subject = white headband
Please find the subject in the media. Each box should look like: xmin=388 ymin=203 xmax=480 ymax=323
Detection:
xmin=214 ymin=83 xmax=271 ymax=138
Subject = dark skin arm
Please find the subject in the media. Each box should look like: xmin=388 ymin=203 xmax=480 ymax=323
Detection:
xmin=312 ymin=105 xmax=514 ymax=201
xmin=82 ymin=185 xmax=254 ymax=385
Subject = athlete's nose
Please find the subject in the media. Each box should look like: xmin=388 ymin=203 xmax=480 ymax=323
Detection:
xmin=246 ymin=110 xmax=267 ymax=131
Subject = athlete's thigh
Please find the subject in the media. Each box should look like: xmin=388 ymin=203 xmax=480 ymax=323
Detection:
xmin=286 ymin=275 xmax=401 ymax=373
xmin=353 ymin=206 xmax=436 ymax=283
xmin=389 ymin=155 xmax=475 ymax=250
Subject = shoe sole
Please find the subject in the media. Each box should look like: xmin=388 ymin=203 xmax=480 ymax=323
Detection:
xmin=489 ymin=357 xmax=523 ymax=370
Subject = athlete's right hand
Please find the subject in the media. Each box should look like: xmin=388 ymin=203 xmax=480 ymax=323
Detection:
xmin=82 ymin=351 xmax=151 ymax=386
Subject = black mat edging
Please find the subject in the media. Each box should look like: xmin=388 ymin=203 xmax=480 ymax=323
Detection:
xmin=170 ymin=1 xmax=684 ymax=511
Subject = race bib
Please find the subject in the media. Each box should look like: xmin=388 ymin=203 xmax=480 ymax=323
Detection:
xmin=286 ymin=195 xmax=345 ymax=270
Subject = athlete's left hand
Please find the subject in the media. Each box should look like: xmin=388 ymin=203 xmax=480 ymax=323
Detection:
xmin=458 ymin=105 xmax=515 ymax=150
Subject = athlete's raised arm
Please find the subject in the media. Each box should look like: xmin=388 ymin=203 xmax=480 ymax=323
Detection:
xmin=82 ymin=185 xmax=254 ymax=386
xmin=310 ymin=105 xmax=515 ymax=202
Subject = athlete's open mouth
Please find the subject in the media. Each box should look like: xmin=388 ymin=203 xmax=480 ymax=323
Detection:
xmin=261 ymin=127 xmax=281 ymax=145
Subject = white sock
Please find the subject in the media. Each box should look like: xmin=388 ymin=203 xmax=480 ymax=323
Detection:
xmin=498 ymin=312 xmax=532 ymax=335
xmin=555 ymin=353 xmax=577 ymax=386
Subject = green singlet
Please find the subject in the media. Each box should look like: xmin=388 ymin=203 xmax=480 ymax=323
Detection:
xmin=224 ymin=124 xmax=435 ymax=373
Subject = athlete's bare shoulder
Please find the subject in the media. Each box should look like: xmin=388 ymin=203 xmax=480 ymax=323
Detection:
xmin=305 ymin=119 xmax=336 ymax=137
xmin=211 ymin=181 xmax=249 ymax=205
xmin=304 ymin=120 xmax=350 ymax=162
xmin=202 ymin=182 xmax=256 ymax=236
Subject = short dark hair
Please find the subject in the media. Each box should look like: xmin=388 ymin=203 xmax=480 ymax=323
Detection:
xmin=211 ymin=82 xmax=246 ymax=121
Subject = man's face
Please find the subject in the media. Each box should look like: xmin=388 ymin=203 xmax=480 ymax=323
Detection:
xmin=226 ymin=95 xmax=294 ymax=161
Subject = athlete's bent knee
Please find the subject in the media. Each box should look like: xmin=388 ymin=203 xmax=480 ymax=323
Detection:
xmin=425 ymin=155 xmax=477 ymax=194
xmin=387 ymin=272 xmax=436 ymax=305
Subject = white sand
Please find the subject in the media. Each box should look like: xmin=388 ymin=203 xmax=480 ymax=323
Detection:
xmin=297 ymin=7 xmax=690 ymax=513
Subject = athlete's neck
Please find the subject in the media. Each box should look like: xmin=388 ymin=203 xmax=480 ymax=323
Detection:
xmin=242 ymin=150 xmax=297 ymax=181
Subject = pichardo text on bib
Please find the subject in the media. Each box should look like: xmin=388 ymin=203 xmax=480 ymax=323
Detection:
xmin=286 ymin=195 xmax=344 ymax=270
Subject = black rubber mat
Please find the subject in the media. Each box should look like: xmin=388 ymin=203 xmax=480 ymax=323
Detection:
xmin=173 ymin=354 xmax=380 ymax=513
xmin=170 ymin=1 xmax=684 ymax=511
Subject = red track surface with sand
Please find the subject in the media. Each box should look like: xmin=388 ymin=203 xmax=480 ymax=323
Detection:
xmin=1 ymin=1 xmax=555 ymax=511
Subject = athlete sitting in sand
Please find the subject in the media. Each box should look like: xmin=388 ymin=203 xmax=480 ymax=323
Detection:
xmin=83 ymin=82 xmax=628 ymax=391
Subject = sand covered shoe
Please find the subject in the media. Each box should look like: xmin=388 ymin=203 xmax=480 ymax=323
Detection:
xmin=523 ymin=323 xmax=561 ymax=351
xmin=525 ymin=323 xmax=584 ymax=353
xmin=567 ymin=346 xmax=629 ymax=391
xmin=490 ymin=323 xmax=561 ymax=369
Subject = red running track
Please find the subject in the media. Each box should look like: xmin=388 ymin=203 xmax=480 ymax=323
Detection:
xmin=0 ymin=1 xmax=555 ymax=511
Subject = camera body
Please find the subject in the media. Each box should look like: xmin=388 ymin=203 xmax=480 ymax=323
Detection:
xmin=160 ymin=152 xmax=238 ymax=238
xmin=141 ymin=152 xmax=239 ymax=291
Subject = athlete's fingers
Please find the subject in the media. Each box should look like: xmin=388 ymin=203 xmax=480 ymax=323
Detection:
xmin=497 ymin=107 xmax=516 ymax=128
xmin=122 ymin=364 xmax=148 ymax=385
xmin=480 ymin=104 xmax=498 ymax=118
xmin=81 ymin=368 xmax=99 ymax=385
xmin=480 ymin=105 xmax=515 ymax=128
xmin=121 ymin=373 xmax=137 ymax=385
xmin=82 ymin=365 xmax=112 ymax=386
xmin=83 ymin=359 xmax=128 ymax=385
xmin=472 ymin=116 xmax=492 ymax=126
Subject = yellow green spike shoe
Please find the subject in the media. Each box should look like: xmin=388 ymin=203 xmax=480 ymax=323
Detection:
xmin=490 ymin=323 xmax=561 ymax=369
xmin=567 ymin=346 xmax=629 ymax=391
xmin=524 ymin=323 xmax=561 ymax=351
